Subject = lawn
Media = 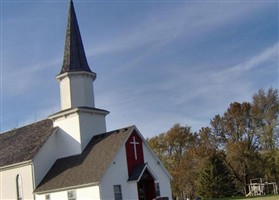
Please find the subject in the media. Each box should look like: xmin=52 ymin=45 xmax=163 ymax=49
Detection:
xmin=237 ymin=195 xmax=279 ymax=200
xmin=213 ymin=195 xmax=279 ymax=200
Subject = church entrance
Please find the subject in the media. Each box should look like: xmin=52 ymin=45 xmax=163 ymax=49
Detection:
xmin=137 ymin=170 xmax=156 ymax=200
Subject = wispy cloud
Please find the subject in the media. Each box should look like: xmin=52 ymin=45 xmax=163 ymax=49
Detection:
xmin=2 ymin=57 xmax=61 ymax=96
xmin=99 ymin=41 xmax=278 ymax=135
xmin=228 ymin=42 xmax=278 ymax=73
xmin=88 ymin=1 xmax=267 ymax=58
xmin=171 ymin=42 xmax=278 ymax=107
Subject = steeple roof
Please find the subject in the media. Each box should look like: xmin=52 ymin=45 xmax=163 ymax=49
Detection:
xmin=60 ymin=0 xmax=92 ymax=74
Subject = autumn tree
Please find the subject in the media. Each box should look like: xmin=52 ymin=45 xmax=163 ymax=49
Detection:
xmin=148 ymin=87 xmax=279 ymax=198
xmin=210 ymin=102 xmax=262 ymax=193
xmin=147 ymin=124 xmax=197 ymax=199
xmin=210 ymin=88 xmax=279 ymax=193
xmin=195 ymin=127 xmax=218 ymax=162
xmin=252 ymin=88 xmax=279 ymax=150
xmin=252 ymin=88 xmax=279 ymax=182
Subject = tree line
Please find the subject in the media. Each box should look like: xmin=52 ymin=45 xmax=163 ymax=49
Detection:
xmin=147 ymin=88 xmax=279 ymax=199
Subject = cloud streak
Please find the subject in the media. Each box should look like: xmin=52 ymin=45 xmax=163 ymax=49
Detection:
xmin=99 ymin=41 xmax=278 ymax=136
xmin=228 ymin=42 xmax=278 ymax=73
xmin=2 ymin=58 xmax=61 ymax=96
xmin=88 ymin=2 xmax=267 ymax=58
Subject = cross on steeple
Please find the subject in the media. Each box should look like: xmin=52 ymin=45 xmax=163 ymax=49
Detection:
xmin=130 ymin=136 xmax=139 ymax=160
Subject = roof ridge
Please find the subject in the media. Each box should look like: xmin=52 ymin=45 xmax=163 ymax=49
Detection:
xmin=0 ymin=119 xmax=52 ymax=135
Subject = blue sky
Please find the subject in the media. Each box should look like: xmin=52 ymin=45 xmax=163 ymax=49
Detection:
xmin=1 ymin=0 xmax=278 ymax=138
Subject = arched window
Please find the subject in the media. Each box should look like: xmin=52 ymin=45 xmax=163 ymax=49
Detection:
xmin=16 ymin=174 xmax=23 ymax=200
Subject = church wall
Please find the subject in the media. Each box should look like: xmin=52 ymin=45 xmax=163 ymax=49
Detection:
xmin=0 ymin=164 xmax=34 ymax=200
xmin=33 ymin=130 xmax=59 ymax=187
xmin=79 ymin=112 xmax=106 ymax=151
xmin=59 ymin=75 xmax=71 ymax=110
xmin=35 ymin=185 xmax=100 ymax=200
xmin=100 ymin=143 xmax=138 ymax=199
xmin=69 ymin=73 xmax=95 ymax=108
xmin=78 ymin=186 xmax=100 ymax=199
xmin=53 ymin=113 xmax=82 ymax=157
xmin=142 ymin=142 xmax=172 ymax=199
xmin=59 ymin=73 xmax=95 ymax=110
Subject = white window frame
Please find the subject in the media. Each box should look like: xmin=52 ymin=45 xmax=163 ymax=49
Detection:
xmin=155 ymin=182 xmax=161 ymax=197
xmin=67 ymin=190 xmax=76 ymax=200
xmin=45 ymin=194 xmax=51 ymax=200
xmin=16 ymin=174 xmax=23 ymax=200
xmin=113 ymin=185 xmax=123 ymax=200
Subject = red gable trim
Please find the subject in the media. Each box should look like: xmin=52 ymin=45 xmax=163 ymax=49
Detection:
xmin=125 ymin=131 xmax=144 ymax=176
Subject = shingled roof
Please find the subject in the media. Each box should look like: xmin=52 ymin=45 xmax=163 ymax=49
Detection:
xmin=128 ymin=163 xmax=157 ymax=182
xmin=34 ymin=126 xmax=135 ymax=194
xmin=0 ymin=119 xmax=56 ymax=167
xmin=60 ymin=0 xmax=92 ymax=74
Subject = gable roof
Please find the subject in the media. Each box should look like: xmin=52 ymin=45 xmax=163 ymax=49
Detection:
xmin=128 ymin=163 xmax=157 ymax=182
xmin=34 ymin=126 xmax=135 ymax=194
xmin=60 ymin=0 xmax=92 ymax=75
xmin=0 ymin=119 xmax=56 ymax=168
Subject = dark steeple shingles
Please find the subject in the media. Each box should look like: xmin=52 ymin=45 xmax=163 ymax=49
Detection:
xmin=60 ymin=0 xmax=92 ymax=74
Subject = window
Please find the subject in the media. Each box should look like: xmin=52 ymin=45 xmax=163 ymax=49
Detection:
xmin=155 ymin=182 xmax=161 ymax=197
xmin=45 ymin=194 xmax=50 ymax=200
xmin=113 ymin=185 xmax=122 ymax=200
xmin=67 ymin=190 xmax=76 ymax=200
xmin=16 ymin=174 xmax=23 ymax=200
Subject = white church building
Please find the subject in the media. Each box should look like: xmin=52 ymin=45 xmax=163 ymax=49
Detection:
xmin=0 ymin=1 xmax=172 ymax=200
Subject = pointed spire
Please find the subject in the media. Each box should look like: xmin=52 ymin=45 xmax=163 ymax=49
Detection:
xmin=60 ymin=0 xmax=92 ymax=74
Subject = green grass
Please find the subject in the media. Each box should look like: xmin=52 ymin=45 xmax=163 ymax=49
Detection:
xmin=234 ymin=195 xmax=278 ymax=200
xmin=209 ymin=194 xmax=279 ymax=200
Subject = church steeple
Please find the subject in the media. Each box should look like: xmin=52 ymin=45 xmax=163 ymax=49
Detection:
xmin=56 ymin=0 xmax=96 ymax=110
xmin=60 ymin=0 xmax=92 ymax=74
xmin=49 ymin=0 xmax=109 ymax=156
